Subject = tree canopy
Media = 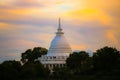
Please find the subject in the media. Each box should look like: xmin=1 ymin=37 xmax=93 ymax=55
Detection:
xmin=93 ymin=46 xmax=120 ymax=70
xmin=0 ymin=60 xmax=22 ymax=80
xmin=66 ymin=51 xmax=90 ymax=71
xmin=21 ymin=47 xmax=48 ymax=63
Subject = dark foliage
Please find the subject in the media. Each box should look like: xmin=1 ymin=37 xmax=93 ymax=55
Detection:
xmin=66 ymin=51 xmax=92 ymax=72
xmin=21 ymin=47 xmax=48 ymax=63
xmin=0 ymin=46 xmax=120 ymax=80
xmin=0 ymin=60 xmax=22 ymax=80
xmin=93 ymin=46 xmax=120 ymax=71
xmin=51 ymin=67 xmax=72 ymax=80
xmin=0 ymin=61 xmax=50 ymax=80
xmin=20 ymin=61 xmax=50 ymax=80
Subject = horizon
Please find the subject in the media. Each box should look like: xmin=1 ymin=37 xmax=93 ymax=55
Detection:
xmin=0 ymin=0 xmax=120 ymax=62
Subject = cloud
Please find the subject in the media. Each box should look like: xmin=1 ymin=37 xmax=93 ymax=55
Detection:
xmin=0 ymin=0 xmax=45 ymax=9
xmin=106 ymin=30 xmax=120 ymax=48
xmin=0 ymin=0 xmax=120 ymax=62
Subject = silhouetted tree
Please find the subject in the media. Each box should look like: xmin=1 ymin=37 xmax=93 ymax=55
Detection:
xmin=21 ymin=47 xmax=48 ymax=63
xmin=66 ymin=51 xmax=90 ymax=73
xmin=20 ymin=61 xmax=50 ymax=79
xmin=52 ymin=67 xmax=72 ymax=80
xmin=0 ymin=60 xmax=22 ymax=80
xmin=93 ymin=46 xmax=120 ymax=71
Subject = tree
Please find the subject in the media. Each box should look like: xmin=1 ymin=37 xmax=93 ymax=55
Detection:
xmin=0 ymin=60 xmax=22 ymax=80
xmin=21 ymin=47 xmax=48 ymax=63
xmin=66 ymin=51 xmax=90 ymax=72
xmin=52 ymin=67 xmax=72 ymax=80
xmin=93 ymin=46 xmax=120 ymax=71
xmin=20 ymin=61 xmax=50 ymax=79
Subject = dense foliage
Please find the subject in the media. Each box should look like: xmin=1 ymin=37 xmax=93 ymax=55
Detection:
xmin=93 ymin=46 xmax=120 ymax=71
xmin=21 ymin=47 xmax=48 ymax=63
xmin=0 ymin=46 xmax=120 ymax=80
xmin=66 ymin=51 xmax=92 ymax=73
xmin=0 ymin=60 xmax=22 ymax=80
xmin=0 ymin=61 xmax=50 ymax=80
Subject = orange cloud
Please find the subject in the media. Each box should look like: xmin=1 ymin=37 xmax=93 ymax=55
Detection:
xmin=106 ymin=30 xmax=119 ymax=46
xmin=0 ymin=23 xmax=10 ymax=30
xmin=62 ymin=8 xmax=113 ymax=25
xmin=0 ymin=22 xmax=20 ymax=32
xmin=71 ymin=45 xmax=87 ymax=51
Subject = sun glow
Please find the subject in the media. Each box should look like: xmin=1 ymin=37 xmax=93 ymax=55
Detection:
xmin=55 ymin=1 xmax=84 ymax=13
xmin=57 ymin=4 xmax=72 ymax=12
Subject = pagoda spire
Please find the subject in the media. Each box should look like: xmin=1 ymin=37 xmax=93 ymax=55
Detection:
xmin=56 ymin=18 xmax=64 ymax=35
xmin=59 ymin=18 xmax=61 ymax=29
xmin=58 ymin=18 xmax=62 ymax=32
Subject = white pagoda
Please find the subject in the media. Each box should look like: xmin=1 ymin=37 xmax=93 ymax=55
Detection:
xmin=39 ymin=18 xmax=72 ymax=69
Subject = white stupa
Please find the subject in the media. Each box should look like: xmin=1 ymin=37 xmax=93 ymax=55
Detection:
xmin=39 ymin=18 xmax=72 ymax=69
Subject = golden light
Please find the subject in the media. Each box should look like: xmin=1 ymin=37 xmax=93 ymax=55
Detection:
xmin=56 ymin=3 xmax=72 ymax=12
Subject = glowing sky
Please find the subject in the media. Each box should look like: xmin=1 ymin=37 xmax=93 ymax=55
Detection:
xmin=0 ymin=0 xmax=120 ymax=62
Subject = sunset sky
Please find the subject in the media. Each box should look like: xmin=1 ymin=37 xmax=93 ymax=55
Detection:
xmin=0 ymin=0 xmax=120 ymax=62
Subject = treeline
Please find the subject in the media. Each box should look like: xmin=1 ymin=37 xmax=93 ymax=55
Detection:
xmin=0 ymin=46 xmax=120 ymax=80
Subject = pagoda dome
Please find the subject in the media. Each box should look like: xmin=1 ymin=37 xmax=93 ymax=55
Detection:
xmin=47 ymin=18 xmax=72 ymax=56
